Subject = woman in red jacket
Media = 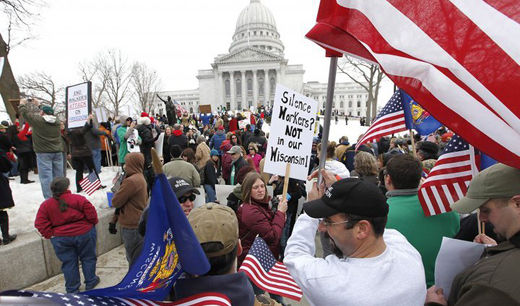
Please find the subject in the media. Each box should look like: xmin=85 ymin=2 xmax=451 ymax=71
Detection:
xmin=237 ymin=172 xmax=287 ymax=303
xmin=34 ymin=177 xmax=99 ymax=293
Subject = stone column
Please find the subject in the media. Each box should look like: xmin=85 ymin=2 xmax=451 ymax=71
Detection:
xmin=218 ymin=72 xmax=224 ymax=110
xmin=229 ymin=71 xmax=235 ymax=111
xmin=264 ymin=69 xmax=270 ymax=105
xmin=252 ymin=70 xmax=258 ymax=108
xmin=241 ymin=70 xmax=246 ymax=111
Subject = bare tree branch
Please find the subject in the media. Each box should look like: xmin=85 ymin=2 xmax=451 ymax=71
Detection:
xmin=337 ymin=55 xmax=386 ymax=122
xmin=18 ymin=71 xmax=65 ymax=116
xmin=131 ymin=61 xmax=161 ymax=115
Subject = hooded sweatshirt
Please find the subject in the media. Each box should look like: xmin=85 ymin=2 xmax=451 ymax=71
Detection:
xmin=19 ymin=104 xmax=62 ymax=153
xmin=112 ymin=153 xmax=148 ymax=228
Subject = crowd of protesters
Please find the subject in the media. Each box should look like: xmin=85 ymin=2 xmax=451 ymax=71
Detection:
xmin=2 ymin=97 xmax=519 ymax=305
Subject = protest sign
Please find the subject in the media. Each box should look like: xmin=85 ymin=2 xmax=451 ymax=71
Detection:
xmin=264 ymin=84 xmax=318 ymax=180
xmin=199 ymin=104 xmax=212 ymax=114
xmin=238 ymin=119 xmax=248 ymax=130
xmin=66 ymin=81 xmax=91 ymax=129
xmin=93 ymin=107 xmax=108 ymax=123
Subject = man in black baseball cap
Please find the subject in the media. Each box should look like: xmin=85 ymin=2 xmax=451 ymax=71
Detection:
xmin=284 ymin=171 xmax=426 ymax=305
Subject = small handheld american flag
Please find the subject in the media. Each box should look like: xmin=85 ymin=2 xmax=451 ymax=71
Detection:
xmin=79 ymin=171 xmax=101 ymax=196
xmin=356 ymin=90 xmax=407 ymax=150
xmin=239 ymin=236 xmax=303 ymax=301
xmin=418 ymin=135 xmax=479 ymax=216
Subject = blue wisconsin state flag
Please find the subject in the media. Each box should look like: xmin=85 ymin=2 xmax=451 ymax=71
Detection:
xmin=85 ymin=173 xmax=210 ymax=300
xmin=401 ymin=90 xmax=442 ymax=136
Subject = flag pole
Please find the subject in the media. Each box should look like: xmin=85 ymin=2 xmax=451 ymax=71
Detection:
xmin=410 ymin=129 xmax=417 ymax=157
xmin=318 ymin=54 xmax=340 ymax=184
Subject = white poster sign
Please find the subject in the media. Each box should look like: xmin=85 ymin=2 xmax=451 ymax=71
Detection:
xmin=264 ymin=84 xmax=318 ymax=180
xmin=66 ymin=82 xmax=91 ymax=128
xmin=238 ymin=119 xmax=248 ymax=130
xmin=94 ymin=107 xmax=108 ymax=123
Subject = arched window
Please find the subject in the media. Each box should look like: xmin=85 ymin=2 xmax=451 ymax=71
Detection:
xmin=270 ymin=77 xmax=276 ymax=95
xmin=357 ymin=101 xmax=361 ymax=107
xmin=236 ymin=78 xmax=241 ymax=96
xmin=225 ymin=79 xmax=230 ymax=97
xmin=348 ymin=101 xmax=352 ymax=107
xmin=340 ymin=101 xmax=344 ymax=108
xmin=247 ymin=78 xmax=253 ymax=92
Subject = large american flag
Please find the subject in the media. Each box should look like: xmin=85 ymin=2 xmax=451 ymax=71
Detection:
xmin=239 ymin=237 xmax=303 ymax=301
xmin=356 ymin=90 xmax=406 ymax=149
xmin=79 ymin=171 xmax=101 ymax=196
xmin=306 ymin=0 xmax=520 ymax=169
xmin=418 ymin=135 xmax=479 ymax=216
xmin=0 ymin=291 xmax=231 ymax=306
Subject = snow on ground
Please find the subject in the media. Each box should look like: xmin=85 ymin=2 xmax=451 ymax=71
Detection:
xmin=9 ymin=117 xmax=367 ymax=235
xmin=9 ymin=166 xmax=120 ymax=235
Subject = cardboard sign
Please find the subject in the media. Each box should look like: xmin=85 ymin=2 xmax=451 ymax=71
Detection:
xmin=238 ymin=119 xmax=248 ymax=130
xmin=264 ymin=84 xmax=318 ymax=180
xmin=199 ymin=104 xmax=212 ymax=114
xmin=66 ymin=81 xmax=91 ymax=129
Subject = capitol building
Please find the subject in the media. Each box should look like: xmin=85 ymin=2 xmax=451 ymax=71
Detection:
xmin=153 ymin=0 xmax=369 ymax=117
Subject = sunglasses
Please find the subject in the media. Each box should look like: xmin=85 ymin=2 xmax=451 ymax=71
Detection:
xmin=179 ymin=194 xmax=196 ymax=203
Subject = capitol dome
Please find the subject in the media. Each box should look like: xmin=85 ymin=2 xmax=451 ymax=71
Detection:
xmin=229 ymin=0 xmax=285 ymax=55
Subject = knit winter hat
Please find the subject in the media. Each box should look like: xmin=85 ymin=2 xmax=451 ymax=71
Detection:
xmin=210 ymin=149 xmax=219 ymax=156
xmin=42 ymin=106 xmax=54 ymax=115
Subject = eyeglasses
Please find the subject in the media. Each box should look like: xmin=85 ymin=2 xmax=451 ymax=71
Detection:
xmin=178 ymin=194 xmax=196 ymax=203
xmin=319 ymin=218 xmax=350 ymax=227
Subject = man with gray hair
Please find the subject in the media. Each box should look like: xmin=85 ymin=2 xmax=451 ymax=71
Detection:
xmin=19 ymin=98 xmax=63 ymax=199
xmin=426 ymin=163 xmax=520 ymax=305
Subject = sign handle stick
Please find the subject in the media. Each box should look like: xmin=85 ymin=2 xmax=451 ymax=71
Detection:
xmin=318 ymin=56 xmax=338 ymax=185
xmin=477 ymin=210 xmax=482 ymax=235
xmin=282 ymin=163 xmax=291 ymax=202
xmin=410 ymin=129 xmax=417 ymax=157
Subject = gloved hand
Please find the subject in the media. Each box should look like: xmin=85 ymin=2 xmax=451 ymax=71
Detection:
xmin=108 ymin=223 xmax=117 ymax=234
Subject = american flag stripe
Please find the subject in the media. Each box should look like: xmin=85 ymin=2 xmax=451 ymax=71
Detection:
xmin=79 ymin=172 xmax=101 ymax=196
xmin=307 ymin=0 xmax=520 ymax=169
xmin=418 ymin=135 xmax=479 ymax=216
xmin=356 ymin=91 xmax=407 ymax=149
xmin=240 ymin=256 xmax=302 ymax=299
xmin=241 ymin=257 xmax=301 ymax=291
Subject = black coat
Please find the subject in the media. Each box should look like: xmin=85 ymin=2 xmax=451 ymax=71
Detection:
xmin=0 ymin=164 xmax=15 ymax=209
xmin=169 ymin=133 xmax=188 ymax=150
xmin=203 ymin=159 xmax=219 ymax=187
xmin=136 ymin=124 xmax=155 ymax=148
xmin=68 ymin=125 xmax=92 ymax=157
xmin=230 ymin=156 xmax=248 ymax=184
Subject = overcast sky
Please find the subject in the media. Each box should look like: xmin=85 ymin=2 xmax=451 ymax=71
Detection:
xmin=3 ymin=0 xmax=393 ymax=103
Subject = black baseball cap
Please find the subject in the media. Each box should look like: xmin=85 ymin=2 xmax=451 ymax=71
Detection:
xmin=168 ymin=177 xmax=200 ymax=199
xmin=304 ymin=178 xmax=388 ymax=218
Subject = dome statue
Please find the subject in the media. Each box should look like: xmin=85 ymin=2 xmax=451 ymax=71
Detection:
xmin=229 ymin=0 xmax=285 ymax=55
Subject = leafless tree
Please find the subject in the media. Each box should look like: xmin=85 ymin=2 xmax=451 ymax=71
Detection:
xmin=338 ymin=55 xmax=385 ymax=122
xmin=78 ymin=53 xmax=109 ymax=110
xmin=131 ymin=61 xmax=161 ymax=115
xmin=100 ymin=49 xmax=132 ymax=117
xmin=18 ymin=71 xmax=65 ymax=116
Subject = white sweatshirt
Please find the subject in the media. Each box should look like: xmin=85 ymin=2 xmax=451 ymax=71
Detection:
xmin=284 ymin=214 xmax=426 ymax=306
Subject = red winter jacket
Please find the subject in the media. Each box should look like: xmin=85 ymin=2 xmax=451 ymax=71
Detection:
xmin=237 ymin=198 xmax=286 ymax=265
xmin=220 ymin=142 xmax=233 ymax=183
xmin=35 ymin=190 xmax=98 ymax=239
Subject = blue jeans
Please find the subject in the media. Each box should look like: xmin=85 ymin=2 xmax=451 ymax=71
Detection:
xmin=204 ymin=184 xmax=216 ymax=203
xmin=36 ymin=152 xmax=64 ymax=199
xmin=91 ymin=148 xmax=102 ymax=174
xmin=51 ymin=227 xmax=98 ymax=293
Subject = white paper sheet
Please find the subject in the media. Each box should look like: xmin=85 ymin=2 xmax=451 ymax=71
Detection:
xmin=435 ymin=237 xmax=486 ymax=299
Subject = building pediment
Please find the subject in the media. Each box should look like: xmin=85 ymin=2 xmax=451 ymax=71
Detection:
xmin=215 ymin=47 xmax=284 ymax=64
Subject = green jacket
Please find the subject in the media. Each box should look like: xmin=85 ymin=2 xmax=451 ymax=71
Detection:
xmin=19 ymin=104 xmax=62 ymax=153
xmin=117 ymin=125 xmax=129 ymax=164
xmin=386 ymin=191 xmax=460 ymax=287
xmin=448 ymin=231 xmax=520 ymax=305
